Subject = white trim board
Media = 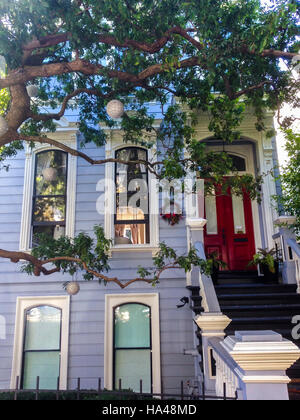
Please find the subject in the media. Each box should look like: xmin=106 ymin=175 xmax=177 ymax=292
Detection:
xmin=10 ymin=295 xmax=70 ymax=390
xmin=19 ymin=134 xmax=77 ymax=252
xmin=104 ymin=293 xmax=161 ymax=394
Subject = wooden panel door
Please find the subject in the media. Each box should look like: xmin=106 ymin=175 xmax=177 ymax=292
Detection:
xmin=204 ymin=186 xmax=256 ymax=271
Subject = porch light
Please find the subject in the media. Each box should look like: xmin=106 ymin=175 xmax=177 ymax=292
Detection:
xmin=106 ymin=99 xmax=124 ymax=119
xmin=26 ymin=84 xmax=39 ymax=98
xmin=0 ymin=115 xmax=8 ymax=136
xmin=65 ymin=281 xmax=80 ymax=296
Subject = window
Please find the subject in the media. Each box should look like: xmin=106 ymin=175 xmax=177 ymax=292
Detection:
xmin=11 ymin=296 xmax=70 ymax=390
xmin=114 ymin=147 xmax=150 ymax=245
xmin=114 ymin=303 xmax=152 ymax=392
xmin=104 ymin=294 xmax=161 ymax=394
xmin=19 ymin=133 xmax=77 ymax=253
xmin=21 ymin=306 xmax=61 ymax=389
xmin=32 ymin=150 xmax=67 ymax=246
xmin=229 ymin=154 xmax=246 ymax=172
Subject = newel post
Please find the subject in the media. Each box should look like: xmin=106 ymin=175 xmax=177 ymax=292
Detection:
xmin=274 ymin=216 xmax=298 ymax=285
xmin=186 ymin=218 xmax=207 ymax=286
xmin=222 ymin=331 xmax=300 ymax=400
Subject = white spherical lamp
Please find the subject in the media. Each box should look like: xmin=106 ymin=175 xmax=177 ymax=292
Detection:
xmin=66 ymin=281 xmax=80 ymax=296
xmin=26 ymin=84 xmax=39 ymax=98
xmin=0 ymin=115 xmax=8 ymax=136
xmin=106 ymin=100 xmax=124 ymax=119
xmin=42 ymin=167 xmax=58 ymax=182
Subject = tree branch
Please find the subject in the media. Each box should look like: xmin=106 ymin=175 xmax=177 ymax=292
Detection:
xmin=0 ymin=248 xmax=183 ymax=289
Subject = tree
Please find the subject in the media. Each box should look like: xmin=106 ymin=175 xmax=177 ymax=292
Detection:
xmin=276 ymin=129 xmax=300 ymax=233
xmin=0 ymin=0 xmax=299 ymax=286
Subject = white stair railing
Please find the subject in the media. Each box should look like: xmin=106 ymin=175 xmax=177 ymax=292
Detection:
xmin=273 ymin=216 xmax=300 ymax=291
xmin=209 ymin=337 xmax=239 ymax=399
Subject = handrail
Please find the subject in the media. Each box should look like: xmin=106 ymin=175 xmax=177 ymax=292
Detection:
xmin=194 ymin=241 xmax=221 ymax=313
xmin=287 ymin=237 xmax=300 ymax=259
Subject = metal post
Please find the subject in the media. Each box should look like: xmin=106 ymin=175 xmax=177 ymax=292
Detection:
xmin=77 ymin=378 xmax=80 ymax=400
xmin=223 ymin=383 xmax=227 ymax=401
xmin=35 ymin=376 xmax=39 ymax=400
xmin=56 ymin=377 xmax=60 ymax=400
xmin=14 ymin=376 xmax=19 ymax=401
xmin=98 ymin=378 xmax=102 ymax=399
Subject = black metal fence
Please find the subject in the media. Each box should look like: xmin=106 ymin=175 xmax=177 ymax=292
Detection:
xmin=0 ymin=376 xmax=238 ymax=401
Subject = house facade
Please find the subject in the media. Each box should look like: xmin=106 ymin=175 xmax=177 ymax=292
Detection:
xmin=0 ymin=102 xmax=299 ymax=399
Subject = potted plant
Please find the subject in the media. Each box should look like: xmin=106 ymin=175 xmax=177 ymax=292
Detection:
xmin=206 ymin=251 xmax=227 ymax=285
xmin=249 ymin=248 xmax=281 ymax=282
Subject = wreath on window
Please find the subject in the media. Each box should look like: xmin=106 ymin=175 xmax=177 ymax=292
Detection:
xmin=161 ymin=202 xmax=184 ymax=226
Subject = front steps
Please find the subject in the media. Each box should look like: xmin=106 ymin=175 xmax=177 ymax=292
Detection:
xmin=215 ymin=271 xmax=300 ymax=400
xmin=187 ymin=272 xmax=300 ymax=399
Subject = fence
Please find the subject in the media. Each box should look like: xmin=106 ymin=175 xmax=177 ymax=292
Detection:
xmin=0 ymin=376 xmax=237 ymax=401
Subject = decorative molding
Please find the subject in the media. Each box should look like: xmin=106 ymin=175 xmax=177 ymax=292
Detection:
xmin=195 ymin=313 xmax=232 ymax=337
xmin=104 ymin=293 xmax=161 ymax=394
xmin=10 ymin=295 xmax=70 ymax=390
xmin=222 ymin=334 xmax=300 ymax=372
xmin=19 ymin=132 xmax=78 ymax=252
xmin=275 ymin=216 xmax=297 ymax=226
xmin=186 ymin=218 xmax=207 ymax=230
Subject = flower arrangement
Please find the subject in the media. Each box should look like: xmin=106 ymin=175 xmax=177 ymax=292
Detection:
xmin=161 ymin=212 xmax=184 ymax=226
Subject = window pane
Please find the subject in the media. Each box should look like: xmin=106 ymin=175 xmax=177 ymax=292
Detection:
xmin=205 ymin=193 xmax=218 ymax=235
xmin=32 ymin=225 xmax=66 ymax=246
xmin=229 ymin=155 xmax=246 ymax=172
xmin=33 ymin=197 xmax=66 ymax=222
xmin=35 ymin=151 xmax=67 ymax=196
xmin=116 ymin=148 xmax=147 ymax=173
xmin=232 ymin=195 xmax=246 ymax=234
xmin=114 ymin=350 xmax=151 ymax=393
xmin=24 ymin=306 xmax=61 ymax=351
xmin=22 ymin=351 xmax=60 ymax=390
xmin=114 ymin=304 xmax=150 ymax=348
xmin=115 ymin=224 xmax=148 ymax=245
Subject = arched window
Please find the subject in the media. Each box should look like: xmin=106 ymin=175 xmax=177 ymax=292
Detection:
xmin=32 ymin=150 xmax=68 ymax=246
xmin=229 ymin=154 xmax=246 ymax=172
xmin=114 ymin=147 xmax=150 ymax=245
xmin=113 ymin=303 xmax=152 ymax=392
xmin=21 ymin=305 xmax=62 ymax=390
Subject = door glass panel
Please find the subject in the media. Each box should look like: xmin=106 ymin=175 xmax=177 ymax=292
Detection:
xmin=232 ymin=195 xmax=246 ymax=234
xmin=205 ymin=193 xmax=218 ymax=235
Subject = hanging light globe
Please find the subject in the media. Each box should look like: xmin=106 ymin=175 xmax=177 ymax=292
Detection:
xmin=26 ymin=84 xmax=39 ymax=98
xmin=66 ymin=281 xmax=80 ymax=296
xmin=0 ymin=115 xmax=8 ymax=136
xmin=106 ymin=99 xmax=124 ymax=119
xmin=42 ymin=167 xmax=58 ymax=182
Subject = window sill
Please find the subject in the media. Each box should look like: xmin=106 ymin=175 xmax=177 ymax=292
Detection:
xmin=109 ymin=245 xmax=160 ymax=257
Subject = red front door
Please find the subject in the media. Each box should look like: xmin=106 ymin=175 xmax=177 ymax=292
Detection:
xmin=204 ymin=186 xmax=256 ymax=271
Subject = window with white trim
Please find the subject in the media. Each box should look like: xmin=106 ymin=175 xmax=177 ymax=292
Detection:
xmin=115 ymin=147 xmax=150 ymax=245
xmin=104 ymin=138 xmax=159 ymax=252
xmin=19 ymin=136 xmax=77 ymax=252
xmin=11 ymin=296 xmax=70 ymax=390
xmin=104 ymin=294 xmax=161 ymax=394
